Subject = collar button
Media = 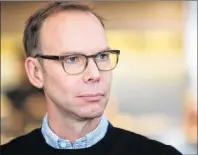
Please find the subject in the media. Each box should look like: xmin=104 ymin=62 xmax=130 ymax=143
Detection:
xmin=59 ymin=141 xmax=67 ymax=148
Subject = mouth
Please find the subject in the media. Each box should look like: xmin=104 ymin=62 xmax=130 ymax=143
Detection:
xmin=77 ymin=93 xmax=105 ymax=102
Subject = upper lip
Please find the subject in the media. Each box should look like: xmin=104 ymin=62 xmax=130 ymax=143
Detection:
xmin=78 ymin=93 xmax=104 ymax=97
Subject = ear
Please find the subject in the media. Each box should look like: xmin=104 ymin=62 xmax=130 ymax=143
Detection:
xmin=24 ymin=57 xmax=44 ymax=89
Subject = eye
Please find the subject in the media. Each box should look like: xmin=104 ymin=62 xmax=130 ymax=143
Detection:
xmin=96 ymin=53 xmax=109 ymax=61
xmin=65 ymin=56 xmax=79 ymax=63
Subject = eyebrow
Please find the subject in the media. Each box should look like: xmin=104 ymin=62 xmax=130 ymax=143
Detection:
xmin=59 ymin=47 xmax=110 ymax=56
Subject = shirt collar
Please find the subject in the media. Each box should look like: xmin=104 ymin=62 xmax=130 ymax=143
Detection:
xmin=41 ymin=114 xmax=109 ymax=149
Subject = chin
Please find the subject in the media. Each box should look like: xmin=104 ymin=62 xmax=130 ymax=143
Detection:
xmin=80 ymin=114 xmax=103 ymax=120
xmin=76 ymin=105 xmax=104 ymax=120
xmin=72 ymin=97 xmax=108 ymax=120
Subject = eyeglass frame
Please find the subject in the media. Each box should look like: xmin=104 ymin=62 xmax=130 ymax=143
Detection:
xmin=34 ymin=49 xmax=120 ymax=75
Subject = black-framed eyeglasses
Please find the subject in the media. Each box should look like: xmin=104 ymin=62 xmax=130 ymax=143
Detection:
xmin=34 ymin=50 xmax=120 ymax=75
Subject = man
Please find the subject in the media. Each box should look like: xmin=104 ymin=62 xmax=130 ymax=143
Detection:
xmin=1 ymin=2 xmax=182 ymax=155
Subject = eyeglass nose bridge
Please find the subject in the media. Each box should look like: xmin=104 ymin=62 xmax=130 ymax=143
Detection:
xmin=84 ymin=54 xmax=100 ymax=71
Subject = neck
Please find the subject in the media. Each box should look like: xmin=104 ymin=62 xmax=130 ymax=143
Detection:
xmin=47 ymin=108 xmax=102 ymax=144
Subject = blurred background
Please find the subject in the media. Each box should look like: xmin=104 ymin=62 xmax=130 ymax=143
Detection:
xmin=1 ymin=1 xmax=197 ymax=154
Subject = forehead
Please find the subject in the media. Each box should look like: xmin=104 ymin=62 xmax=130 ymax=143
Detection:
xmin=40 ymin=11 xmax=108 ymax=55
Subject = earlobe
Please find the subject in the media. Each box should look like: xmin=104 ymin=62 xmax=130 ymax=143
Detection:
xmin=25 ymin=58 xmax=44 ymax=89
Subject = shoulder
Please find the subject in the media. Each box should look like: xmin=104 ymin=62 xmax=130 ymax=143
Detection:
xmin=111 ymin=126 xmax=183 ymax=155
xmin=1 ymin=128 xmax=42 ymax=154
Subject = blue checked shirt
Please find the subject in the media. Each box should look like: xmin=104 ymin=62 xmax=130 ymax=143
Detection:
xmin=41 ymin=114 xmax=109 ymax=149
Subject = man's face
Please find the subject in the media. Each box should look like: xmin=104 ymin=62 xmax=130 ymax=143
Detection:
xmin=39 ymin=11 xmax=112 ymax=119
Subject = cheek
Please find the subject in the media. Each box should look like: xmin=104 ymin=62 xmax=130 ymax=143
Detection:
xmin=55 ymin=76 xmax=76 ymax=93
xmin=101 ymin=72 xmax=112 ymax=88
xmin=56 ymin=75 xmax=84 ymax=100
xmin=44 ymin=65 xmax=72 ymax=96
xmin=44 ymin=74 xmax=79 ymax=107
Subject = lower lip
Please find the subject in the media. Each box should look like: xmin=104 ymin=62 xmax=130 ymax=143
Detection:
xmin=78 ymin=95 xmax=104 ymax=102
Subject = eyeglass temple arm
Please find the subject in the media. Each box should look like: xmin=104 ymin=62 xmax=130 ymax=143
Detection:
xmin=34 ymin=55 xmax=60 ymax=60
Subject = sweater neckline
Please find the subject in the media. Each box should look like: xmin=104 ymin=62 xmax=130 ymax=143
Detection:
xmin=35 ymin=123 xmax=116 ymax=153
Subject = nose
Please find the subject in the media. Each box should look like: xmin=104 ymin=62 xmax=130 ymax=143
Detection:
xmin=83 ymin=59 xmax=100 ymax=83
